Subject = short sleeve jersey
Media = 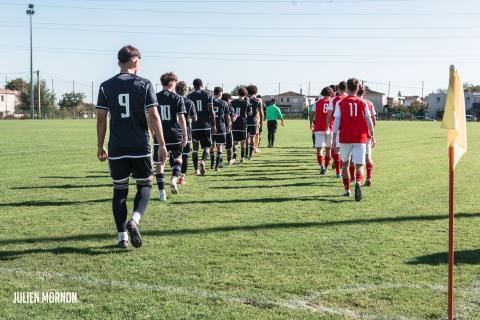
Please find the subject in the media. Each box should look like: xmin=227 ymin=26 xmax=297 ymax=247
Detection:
xmin=96 ymin=73 xmax=157 ymax=159
xmin=187 ymin=90 xmax=213 ymax=130
xmin=155 ymin=90 xmax=186 ymax=145
xmin=334 ymin=96 xmax=371 ymax=144
xmin=327 ymin=94 xmax=347 ymax=120
xmin=213 ymin=98 xmax=230 ymax=134
xmin=231 ymin=98 xmax=251 ymax=131
xmin=314 ymin=97 xmax=333 ymax=132
xmin=247 ymin=96 xmax=262 ymax=125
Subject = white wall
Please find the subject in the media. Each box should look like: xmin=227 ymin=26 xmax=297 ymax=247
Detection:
xmin=0 ymin=93 xmax=16 ymax=115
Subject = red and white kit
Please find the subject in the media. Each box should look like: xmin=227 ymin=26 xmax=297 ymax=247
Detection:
xmin=314 ymin=97 xmax=333 ymax=148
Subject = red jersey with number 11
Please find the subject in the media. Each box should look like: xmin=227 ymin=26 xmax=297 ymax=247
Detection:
xmin=314 ymin=98 xmax=332 ymax=131
xmin=335 ymin=96 xmax=370 ymax=144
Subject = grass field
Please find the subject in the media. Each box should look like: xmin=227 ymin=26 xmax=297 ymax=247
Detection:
xmin=0 ymin=119 xmax=479 ymax=320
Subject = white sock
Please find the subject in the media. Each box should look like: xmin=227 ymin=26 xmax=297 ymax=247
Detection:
xmin=171 ymin=176 xmax=178 ymax=185
xmin=132 ymin=211 xmax=142 ymax=225
xmin=118 ymin=231 xmax=128 ymax=242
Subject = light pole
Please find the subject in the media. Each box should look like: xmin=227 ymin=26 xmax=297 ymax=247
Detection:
xmin=26 ymin=4 xmax=35 ymax=119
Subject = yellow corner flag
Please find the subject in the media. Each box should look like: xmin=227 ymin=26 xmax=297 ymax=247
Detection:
xmin=441 ymin=65 xmax=467 ymax=168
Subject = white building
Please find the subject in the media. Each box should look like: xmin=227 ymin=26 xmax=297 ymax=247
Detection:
xmin=426 ymin=92 xmax=480 ymax=118
xmin=364 ymin=87 xmax=386 ymax=114
xmin=0 ymin=88 xmax=18 ymax=117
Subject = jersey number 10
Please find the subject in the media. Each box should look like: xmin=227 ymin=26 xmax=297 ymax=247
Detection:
xmin=349 ymin=103 xmax=358 ymax=117
xmin=159 ymin=105 xmax=171 ymax=121
xmin=118 ymin=93 xmax=130 ymax=118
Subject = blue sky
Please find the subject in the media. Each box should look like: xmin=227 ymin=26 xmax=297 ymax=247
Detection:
xmin=0 ymin=0 xmax=478 ymax=103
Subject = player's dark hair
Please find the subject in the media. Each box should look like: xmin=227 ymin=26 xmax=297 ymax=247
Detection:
xmin=246 ymin=85 xmax=258 ymax=95
xmin=357 ymin=84 xmax=365 ymax=96
xmin=238 ymin=87 xmax=248 ymax=97
xmin=271 ymin=98 xmax=276 ymax=104
xmin=214 ymin=86 xmax=223 ymax=95
xmin=117 ymin=45 xmax=141 ymax=63
xmin=329 ymin=84 xmax=336 ymax=92
xmin=338 ymin=81 xmax=347 ymax=92
xmin=160 ymin=72 xmax=178 ymax=86
xmin=321 ymin=86 xmax=334 ymax=97
xmin=221 ymin=93 xmax=231 ymax=102
xmin=193 ymin=78 xmax=203 ymax=90
xmin=175 ymin=81 xmax=188 ymax=96
xmin=347 ymin=78 xmax=359 ymax=93
xmin=257 ymin=95 xmax=262 ymax=98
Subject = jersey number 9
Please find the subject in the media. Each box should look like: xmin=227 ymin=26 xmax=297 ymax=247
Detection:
xmin=118 ymin=93 xmax=130 ymax=118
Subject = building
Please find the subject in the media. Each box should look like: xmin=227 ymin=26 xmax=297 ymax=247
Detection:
xmin=0 ymin=87 xmax=18 ymax=117
xmin=261 ymin=91 xmax=307 ymax=117
xmin=364 ymin=87 xmax=387 ymax=114
xmin=426 ymin=91 xmax=480 ymax=118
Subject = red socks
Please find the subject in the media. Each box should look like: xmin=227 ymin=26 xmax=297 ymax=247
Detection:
xmin=366 ymin=163 xmax=373 ymax=179
xmin=325 ymin=157 xmax=331 ymax=167
xmin=349 ymin=165 xmax=355 ymax=180
xmin=335 ymin=154 xmax=341 ymax=175
xmin=356 ymin=171 xmax=363 ymax=184
xmin=317 ymin=155 xmax=324 ymax=166
xmin=343 ymin=178 xmax=350 ymax=190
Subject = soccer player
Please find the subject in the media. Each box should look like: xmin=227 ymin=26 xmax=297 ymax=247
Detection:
xmin=222 ymin=93 xmax=235 ymax=164
xmin=175 ymin=81 xmax=197 ymax=185
xmin=265 ymin=98 xmax=285 ymax=147
xmin=332 ymin=78 xmax=375 ymax=201
xmin=154 ymin=72 xmax=188 ymax=201
xmin=357 ymin=84 xmax=377 ymax=186
xmin=308 ymin=99 xmax=316 ymax=148
xmin=246 ymin=85 xmax=264 ymax=160
xmin=231 ymin=87 xmax=252 ymax=163
xmin=96 ymin=45 xmax=167 ymax=249
xmin=211 ymin=87 xmax=231 ymax=170
xmin=311 ymin=86 xmax=334 ymax=175
xmin=187 ymin=79 xmax=216 ymax=175
xmin=326 ymin=81 xmax=347 ymax=178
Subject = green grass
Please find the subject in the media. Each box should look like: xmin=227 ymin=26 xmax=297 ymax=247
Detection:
xmin=0 ymin=120 xmax=479 ymax=319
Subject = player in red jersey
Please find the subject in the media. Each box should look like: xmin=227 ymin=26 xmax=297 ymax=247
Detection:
xmin=310 ymin=86 xmax=334 ymax=175
xmin=357 ymin=84 xmax=377 ymax=186
xmin=332 ymin=78 xmax=375 ymax=201
xmin=325 ymin=81 xmax=347 ymax=178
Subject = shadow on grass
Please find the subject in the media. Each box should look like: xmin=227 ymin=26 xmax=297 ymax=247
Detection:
xmin=408 ymin=249 xmax=480 ymax=265
xmin=231 ymin=176 xmax=316 ymax=182
xmin=2 ymin=213 xmax=479 ymax=247
xmin=171 ymin=195 xmax=348 ymax=205
xmin=0 ymin=198 xmax=111 ymax=207
xmin=0 ymin=245 xmax=123 ymax=261
xmin=210 ymin=182 xmax=336 ymax=189
xmin=40 ymin=175 xmax=109 ymax=179
xmin=11 ymin=184 xmax=112 ymax=190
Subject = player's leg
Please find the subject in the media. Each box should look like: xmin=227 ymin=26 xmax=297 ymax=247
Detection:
xmin=271 ymin=121 xmax=277 ymax=147
xmin=128 ymin=157 xmax=154 ymax=248
xmin=334 ymin=132 xmax=342 ymax=178
xmin=108 ymin=158 xmax=131 ymax=249
xmin=365 ymin=140 xmax=373 ymax=186
xmin=154 ymin=145 xmax=167 ymax=201
xmin=324 ymin=132 xmax=332 ymax=171
xmin=248 ymin=127 xmax=255 ymax=159
xmin=256 ymin=123 xmax=262 ymax=151
xmin=192 ymin=132 xmax=200 ymax=175
xmin=226 ymin=131 xmax=233 ymax=165
xmin=352 ymin=143 xmax=367 ymax=202
xmin=349 ymin=155 xmax=356 ymax=182
xmin=240 ymin=137 xmax=247 ymax=163
xmin=179 ymin=140 xmax=191 ymax=185
xmin=312 ymin=132 xmax=315 ymax=148
xmin=199 ymin=130 xmax=212 ymax=175
xmin=210 ymin=144 xmax=215 ymax=170
xmin=315 ymin=132 xmax=326 ymax=174
xmin=215 ymin=143 xmax=223 ymax=171
xmin=340 ymin=144 xmax=353 ymax=197
xmin=170 ymin=145 xmax=182 ymax=194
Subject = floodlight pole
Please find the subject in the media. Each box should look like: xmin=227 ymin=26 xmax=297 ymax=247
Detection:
xmin=26 ymin=4 xmax=35 ymax=119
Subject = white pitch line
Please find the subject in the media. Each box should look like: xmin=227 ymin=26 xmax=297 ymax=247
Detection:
xmin=457 ymin=275 xmax=480 ymax=320
xmin=0 ymin=267 xmax=437 ymax=319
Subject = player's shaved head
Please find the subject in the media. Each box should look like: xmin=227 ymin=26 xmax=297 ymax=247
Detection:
xmin=118 ymin=45 xmax=141 ymax=64
xmin=238 ymin=87 xmax=248 ymax=97
xmin=347 ymin=78 xmax=360 ymax=93
xmin=175 ymin=81 xmax=188 ymax=96
xmin=321 ymin=86 xmax=334 ymax=97
xmin=246 ymin=85 xmax=258 ymax=95
xmin=214 ymin=86 xmax=223 ymax=95
xmin=193 ymin=78 xmax=203 ymax=90
xmin=160 ymin=72 xmax=178 ymax=86
xmin=338 ymin=81 xmax=347 ymax=92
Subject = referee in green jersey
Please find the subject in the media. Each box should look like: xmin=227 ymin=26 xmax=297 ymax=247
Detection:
xmin=265 ymin=99 xmax=285 ymax=147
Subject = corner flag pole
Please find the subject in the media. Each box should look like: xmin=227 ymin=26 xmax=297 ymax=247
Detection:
xmin=448 ymin=144 xmax=455 ymax=320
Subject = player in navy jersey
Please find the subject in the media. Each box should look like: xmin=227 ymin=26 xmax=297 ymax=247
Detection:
xmin=211 ymin=87 xmax=231 ymax=171
xmin=187 ymin=79 xmax=216 ymax=175
xmin=246 ymin=85 xmax=264 ymax=160
xmin=231 ymin=87 xmax=252 ymax=163
xmin=221 ymin=93 xmax=235 ymax=165
xmin=153 ymin=72 xmax=187 ymax=201
xmin=96 ymin=45 xmax=167 ymax=249
xmin=175 ymin=81 xmax=197 ymax=186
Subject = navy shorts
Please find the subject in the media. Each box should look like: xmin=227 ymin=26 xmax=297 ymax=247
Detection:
xmin=213 ymin=133 xmax=226 ymax=145
xmin=225 ymin=132 xmax=233 ymax=150
xmin=192 ymin=129 xmax=212 ymax=149
xmin=108 ymin=157 xmax=152 ymax=182
xmin=153 ymin=143 xmax=183 ymax=163
xmin=247 ymin=125 xmax=258 ymax=136
xmin=232 ymin=130 xmax=247 ymax=142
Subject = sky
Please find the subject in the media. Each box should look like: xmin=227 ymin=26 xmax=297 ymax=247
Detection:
xmin=0 ymin=0 xmax=479 ymax=103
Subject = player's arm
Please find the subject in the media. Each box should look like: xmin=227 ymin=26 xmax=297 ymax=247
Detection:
xmin=259 ymin=102 xmax=264 ymax=126
xmin=332 ymin=104 xmax=341 ymax=142
xmin=178 ymin=113 xmax=188 ymax=147
xmin=225 ymin=112 xmax=231 ymax=132
xmin=325 ymin=100 xmax=334 ymax=133
xmin=277 ymin=106 xmax=285 ymax=126
xmin=148 ymin=108 xmax=167 ymax=163
xmin=309 ymin=108 xmax=315 ymax=131
xmin=96 ymin=109 xmax=108 ymax=161
xmin=364 ymin=105 xmax=375 ymax=147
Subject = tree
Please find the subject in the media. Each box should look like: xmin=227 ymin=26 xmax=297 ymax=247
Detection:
xmin=58 ymin=92 xmax=86 ymax=110
xmin=463 ymin=82 xmax=480 ymax=93
xmin=230 ymin=85 xmax=248 ymax=96
xmin=408 ymin=99 xmax=427 ymax=116
xmin=6 ymin=78 xmax=56 ymax=112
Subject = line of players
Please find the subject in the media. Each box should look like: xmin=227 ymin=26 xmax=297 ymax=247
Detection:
xmin=309 ymin=79 xmax=376 ymax=202
xmin=154 ymin=74 xmax=265 ymax=202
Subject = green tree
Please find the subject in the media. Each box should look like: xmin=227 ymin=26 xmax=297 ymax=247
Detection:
xmin=58 ymin=92 xmax=86 ymax=110
xmin=407 ymin=99 xmax=427 ymax=116
xmin=6 ymin=78 xmax=56 ymax=112
xmin=463 ymin=82 xmax=480 ymax=93
xmin=230 ymin=85 xmax=248 ymax=96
